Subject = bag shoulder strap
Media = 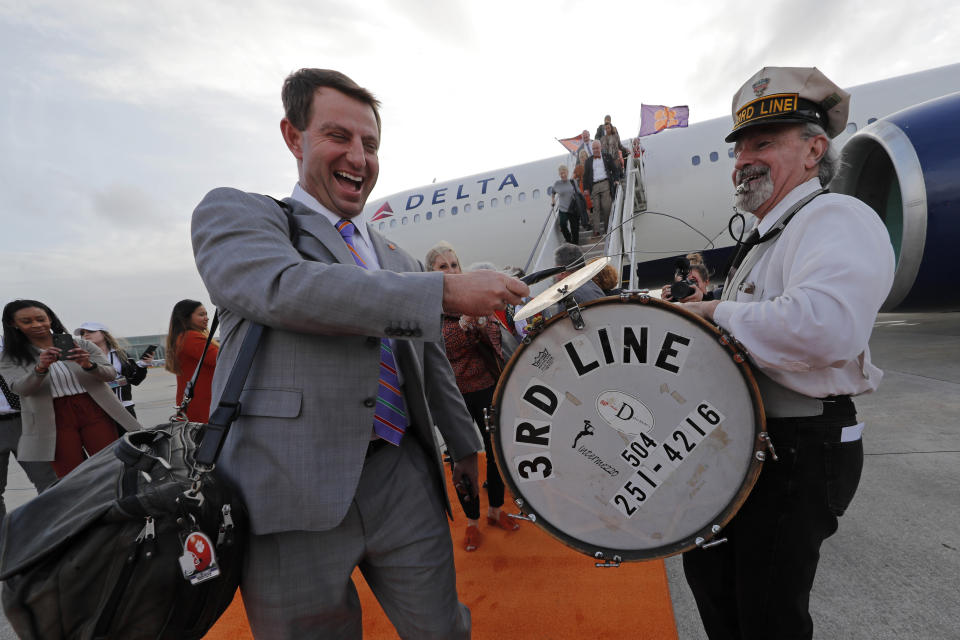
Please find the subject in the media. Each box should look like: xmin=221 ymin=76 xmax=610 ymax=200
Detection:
xmin=193 ymin=196 xmax=299 ymax=466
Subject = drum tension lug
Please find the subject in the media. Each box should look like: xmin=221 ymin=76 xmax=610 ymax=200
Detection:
xmin=564 ymin=298 xmax=585 ymax=330
xmin=594 ymin=552 xmax=622 ymax=568
xmin=483 ymin=407 xmax=496 ymax=433
xmin=759 ymin=431 xmax=779 ymax=461
xmin=696 ymin=527 xmax=728 ymax=550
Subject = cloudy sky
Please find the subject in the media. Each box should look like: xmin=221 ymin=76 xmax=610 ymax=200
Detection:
xmin=2 ymin=0 xmax=958 ymax=336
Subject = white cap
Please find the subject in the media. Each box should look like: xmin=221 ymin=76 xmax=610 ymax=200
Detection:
xmin=74 ymin=321 xmax=110 ymax=336
xmin=726 ymin=66 xmax=850 ymax=142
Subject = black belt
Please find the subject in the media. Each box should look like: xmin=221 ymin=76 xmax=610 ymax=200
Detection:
xmin=817 ymin=394 xmax=854 ymax=418
xmin=0 ymin=413 xmax=19 ymax=422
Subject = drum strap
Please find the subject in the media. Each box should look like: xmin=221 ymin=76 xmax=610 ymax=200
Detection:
xmin=721 ymin=188 xmax=828 ymax=418
xmin=721 ymin=188 xmax=827 ymax=301
xmin=753 ymin=370 xmax=823 ymax=418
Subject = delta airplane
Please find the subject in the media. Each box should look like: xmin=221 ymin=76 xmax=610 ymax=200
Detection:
xmin=364 ymin=64 xmax=960 ymax=311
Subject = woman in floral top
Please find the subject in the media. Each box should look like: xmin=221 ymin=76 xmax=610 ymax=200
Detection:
xmin=426 ymin=243 xmax=519 ymax=552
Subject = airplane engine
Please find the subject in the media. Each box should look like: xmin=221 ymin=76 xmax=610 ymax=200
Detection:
xmin=832 ymin=92 xmax=960 ymax=311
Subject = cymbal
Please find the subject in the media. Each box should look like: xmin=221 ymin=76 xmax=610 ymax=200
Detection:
xmin=514 ymin=256 xmax=611 ymax=322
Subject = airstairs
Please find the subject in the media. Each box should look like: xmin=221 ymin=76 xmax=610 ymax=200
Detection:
xmin=524 ymin=152 xmax=647 ymax=289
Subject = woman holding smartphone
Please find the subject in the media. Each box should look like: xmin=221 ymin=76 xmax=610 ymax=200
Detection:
xmin=0 ymin=300 xmax=141 ymax=478
xmin=165 ymin=300 xmax=218 ymax=423
xmin=74 ymin=321 xmax=153 ymax=418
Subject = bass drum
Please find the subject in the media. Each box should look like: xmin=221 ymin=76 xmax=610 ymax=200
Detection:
xmin=490 ymin=295 xmax=765 ymax=562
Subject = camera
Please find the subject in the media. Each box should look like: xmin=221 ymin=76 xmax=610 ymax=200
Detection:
xmin=670 ymin=278 xmax=697 ymax=301
xmin=667 ymin=258 xmax=697 ymax=301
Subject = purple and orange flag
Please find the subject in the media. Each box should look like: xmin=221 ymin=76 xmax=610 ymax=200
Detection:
xmin=637 ymin=104 xmax=690 ymax=137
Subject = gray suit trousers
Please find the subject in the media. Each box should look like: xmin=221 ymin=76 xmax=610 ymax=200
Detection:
xmin=241 ymin=434 xmax=470 ymax=640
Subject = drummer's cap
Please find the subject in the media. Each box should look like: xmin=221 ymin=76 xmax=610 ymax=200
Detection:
xmin=725 ymin=67 xmax=850 ymax=143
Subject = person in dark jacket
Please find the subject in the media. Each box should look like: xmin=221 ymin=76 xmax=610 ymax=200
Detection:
xmin=581 ymin=141 xmax=622 ymax=236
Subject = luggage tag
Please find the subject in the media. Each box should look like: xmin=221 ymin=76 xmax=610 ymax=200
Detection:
xmin=178 ymin=530 xmax=221 ymax=585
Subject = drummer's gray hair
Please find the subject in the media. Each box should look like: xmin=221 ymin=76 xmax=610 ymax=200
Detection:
xmin=800 ymin=122 xmax=839 ymax=186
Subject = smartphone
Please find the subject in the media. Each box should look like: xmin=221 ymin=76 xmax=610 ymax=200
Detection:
xmin=140 ymin=344 xmax=158 ymax=359
xmin=52 ymin=333 xmax=76 ymax=359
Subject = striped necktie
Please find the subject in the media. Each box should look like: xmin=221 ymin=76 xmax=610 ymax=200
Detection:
xmin=336 ymin=218 xmax=407 ymax=446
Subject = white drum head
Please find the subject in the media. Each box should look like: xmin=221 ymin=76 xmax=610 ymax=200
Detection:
xmin=491 ymin=296 xmax=764 ymax=561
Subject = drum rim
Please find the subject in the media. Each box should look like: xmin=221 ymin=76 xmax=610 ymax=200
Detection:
xmin=489 ymin=293 xmax=766 ymax=562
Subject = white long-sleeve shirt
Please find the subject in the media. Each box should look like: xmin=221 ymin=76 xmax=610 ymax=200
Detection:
xmin=713 ymin=178 xmax=895 ymax=398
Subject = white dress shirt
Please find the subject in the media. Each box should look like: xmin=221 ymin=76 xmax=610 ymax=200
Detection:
xmin=713 ymin=178 xmax=895 ymax=398
xmin=592 ymin=156 xmax=608 ymax=182
xmin=291 ymin=183 xmax=382 ymax=269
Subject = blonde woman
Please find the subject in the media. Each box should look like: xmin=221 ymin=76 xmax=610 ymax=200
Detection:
xmin=74 ymin=321 xmax=152 ymax=417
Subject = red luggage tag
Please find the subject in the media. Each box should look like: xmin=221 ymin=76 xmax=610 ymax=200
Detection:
xmin=178 ymin=531 xmax=221 ymax=585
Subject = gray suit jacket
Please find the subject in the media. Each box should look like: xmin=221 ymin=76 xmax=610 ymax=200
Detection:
xmin=0 ymin=338 xmax=142 ymax=461
xmin=191 ymin=188 xmax=483 ymax=535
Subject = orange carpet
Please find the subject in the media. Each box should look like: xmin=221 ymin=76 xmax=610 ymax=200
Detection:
xmin=204 ymin=456 xmax=678 ymax=639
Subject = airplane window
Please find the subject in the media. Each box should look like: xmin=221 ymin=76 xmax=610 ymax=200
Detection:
xmin=692 ymin=155 xmax=701 ymax=166
xmin=504 ymin=195 xmax=512 ymax=206
xmin=401 ymin=216 xmax=409 ymax=225
xmin=491 ymin=198 xmax=499 ymax=208
xmin=728 ymin=148 xmax=734 ymax=158
xmin=389 ymin=219 xmax=397 ymax=228
xmin=451 ymin=205 xmax=458 ymax=215
xmin=379 ymin=222 xmax=386 ymax=231
xmin=867 ymin=117 xmax=877 ymax=124
xmin=532 ymin=189 xmax=540 ymax=199
xmin=709 ymin=151 xmax=719 ymax=162
xmin=477 ymin=200 xmax=485 ymax=210
xmin=464 ymin=203 xmax=471 ymax=213
xmin=414 ymin=214 xmax=420 ymax=223
xmin=846 ymin=122 xmax=857 ymax=133
xmin=426 ymin=211 xmax=433 ymax=220
xmin=518 ymin=192 xmax=526 ymax=202
xmin=438 ymin=210 xmax=446 ymax=218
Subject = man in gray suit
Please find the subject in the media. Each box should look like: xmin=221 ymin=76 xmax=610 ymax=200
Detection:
xmin=191 ymin=68 xmax=528 ymax=639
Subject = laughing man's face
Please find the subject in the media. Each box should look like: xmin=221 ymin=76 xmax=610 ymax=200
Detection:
xmin=288 ymin=87 xmax=380 ymax=219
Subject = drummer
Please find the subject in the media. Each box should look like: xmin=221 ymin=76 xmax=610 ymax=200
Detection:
xmin=678 ymin=67 xmax=895 ymax=640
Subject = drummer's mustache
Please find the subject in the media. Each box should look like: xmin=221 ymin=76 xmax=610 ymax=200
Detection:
xmin=735 ymin=166 xmax=769 ymax=194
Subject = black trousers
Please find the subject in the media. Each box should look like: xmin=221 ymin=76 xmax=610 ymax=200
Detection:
xmin=455 ymin=386 xmax=506 ymax=520
xmin=558 ymin=209 xmax=580 ymax=245
xmin=682 ymin=401 xmax=862 ymax=640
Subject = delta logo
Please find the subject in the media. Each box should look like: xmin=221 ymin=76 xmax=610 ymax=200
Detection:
xmin=371 ymin=202 xmax=394 ymax=222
